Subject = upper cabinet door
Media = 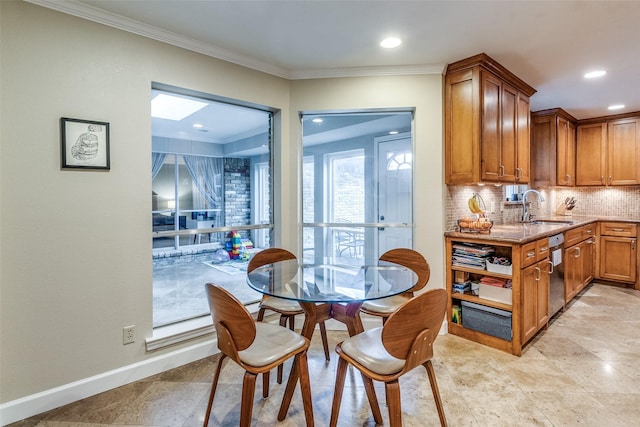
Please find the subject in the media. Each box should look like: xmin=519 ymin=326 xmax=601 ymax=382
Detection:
xmin=516 ymin=93 xmax=531 ymax=183
xmin=481 ymin=72 xmax=504 ymax=182
xmin=558 ymin=119 xmax=576 ymax=186
xmin=607 ymin=117 xmax=640 ymax=186
xmin=576 ymin=122 xmax=607 ymax=185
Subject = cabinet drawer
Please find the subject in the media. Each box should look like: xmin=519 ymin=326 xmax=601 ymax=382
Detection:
xmin=600 ymin=222 xmax=637 ymax=237
xmin=521 ymin=241 xmax=538 ymax=268
xmin=536 ymin=238 xmax=550 ymax=261
xmin=564 ymin=227 xmax=583 ymax=247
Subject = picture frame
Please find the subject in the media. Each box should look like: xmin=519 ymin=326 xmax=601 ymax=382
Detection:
xmin=61 ymin=117 xmax=110 ymax=170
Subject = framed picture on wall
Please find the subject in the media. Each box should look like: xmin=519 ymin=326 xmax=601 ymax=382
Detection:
xmin=60 ymin=117 xmax=110 ymax=170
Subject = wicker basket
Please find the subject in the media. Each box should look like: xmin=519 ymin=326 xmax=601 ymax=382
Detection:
xmin=457 ymin=218 xmax=493 ymax=234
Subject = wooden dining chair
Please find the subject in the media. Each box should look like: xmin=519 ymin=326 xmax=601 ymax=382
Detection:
xmin=360 ymin=248 xmax=431 ymax=324
xmin=330 ymin=288 xmax=448 ymax=427
xmin=203 ymin=283 xmax=314 ymax=427
xmin=248 ymin=248 xmax=330 ymax=386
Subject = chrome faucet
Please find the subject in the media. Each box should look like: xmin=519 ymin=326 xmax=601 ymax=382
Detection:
xmin=521 ymin=189 xmax=544 ymax=222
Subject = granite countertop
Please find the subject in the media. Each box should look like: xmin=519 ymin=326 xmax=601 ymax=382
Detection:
xmin=445 ymin=215 xmax=640 ymax=244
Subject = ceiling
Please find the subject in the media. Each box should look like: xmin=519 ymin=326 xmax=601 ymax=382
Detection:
xmin=30 ymin=0 xmax=640 ymax=130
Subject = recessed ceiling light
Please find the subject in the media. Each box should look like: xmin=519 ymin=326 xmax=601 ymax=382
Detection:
xmin=584 ymin=70 xmax=606 ymax=79
xmin=608 ymin=104 xmax=625 ymax=110
xmin=380 ymin=37 xmax=402 ymax=49
xmin=151 ymin=94 xmax=208 ymax=121
xmin=312 ymin=118 xmax=323 ymax=123
xmin=192 ymin=123 xmax=204 ymax=128
xmin=389 ymin=130 xmax=399 ymax=135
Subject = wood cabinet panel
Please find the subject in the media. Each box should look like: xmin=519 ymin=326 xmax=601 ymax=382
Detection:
xmin=599 ymin=236 xmax=637 ymax=283
xmin=516 ymin=93 xmax=531 ymax=183
xmin=558 ymin=118 xmax=576 ymax=186
xmin=445 ymin=69 xmax=478 ymax=184
xmin=607 ymin=118 xmax=640 ymax=185
xmin=481 ymin=72 xmax=503 ymax=181
xmin=576 ymin=116 xmax=640 ymax=186
xmin=531 ymin=109 xmax=576 ymax=187
xmin=521 ymin=258 xmax=549 ymax=344
xmin=576 ymin=123 xmax=607 ymax=185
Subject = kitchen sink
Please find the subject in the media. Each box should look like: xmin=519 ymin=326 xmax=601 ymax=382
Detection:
xmin=529 ymin=220 xmax=573 ymax=225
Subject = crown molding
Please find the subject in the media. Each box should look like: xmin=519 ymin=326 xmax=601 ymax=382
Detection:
xmin=24 ymin=0 xmax=292 ymax=78
xmin=25 ymin=0 xmax=445 ymax=80
xmin=289 ymin=64 xmax=445 ymax=80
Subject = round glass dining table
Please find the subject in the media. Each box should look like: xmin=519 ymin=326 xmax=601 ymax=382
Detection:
xmin=247 ymin=257 xmax=418 ymax=420
xmin=246 ymin=257 xmax=418 ymax=337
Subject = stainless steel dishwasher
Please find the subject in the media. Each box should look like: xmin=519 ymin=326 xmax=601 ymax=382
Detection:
xmin=548 ymin=233 xmax=565 ymax=316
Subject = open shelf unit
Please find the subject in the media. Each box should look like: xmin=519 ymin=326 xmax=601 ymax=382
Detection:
xmin=446 ymin=235 xmax=523 ymax=356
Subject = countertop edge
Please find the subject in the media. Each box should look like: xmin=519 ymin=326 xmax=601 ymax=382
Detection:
xmin=445 ymin=216 xmax=637 ymax=244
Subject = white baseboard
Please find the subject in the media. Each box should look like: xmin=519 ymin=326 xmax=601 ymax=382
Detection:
xmin=0 ymin=317 xmax=448 ymax=426
xmin=0 ymin=339 xmax=217 ymax=426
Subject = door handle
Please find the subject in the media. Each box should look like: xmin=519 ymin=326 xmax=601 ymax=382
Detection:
xmin=574 ymin=247 xmax=581 ymax=258
xmin=535 ymin=267 xmax=541 ymax=281
xmin=547 ymin=260 xmax=554 ymax=274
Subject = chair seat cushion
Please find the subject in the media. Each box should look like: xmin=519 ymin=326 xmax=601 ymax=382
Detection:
xmin=340 ymin=327 xmax=405 ymax=375
xmin=260 ymin=296 xmax=302 ymax=313
xmin=361 ymin=294 xmax=410 ymax=315
xmin=239 ymin=322 xmax=306 ymax=367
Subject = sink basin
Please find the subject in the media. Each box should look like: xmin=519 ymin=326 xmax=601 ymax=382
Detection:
xmin=529 ymin=220 xmax=573 ymax=225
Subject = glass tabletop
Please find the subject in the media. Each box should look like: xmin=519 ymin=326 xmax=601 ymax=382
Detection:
xmin=246 ymin=258 xmax=417 ymax=303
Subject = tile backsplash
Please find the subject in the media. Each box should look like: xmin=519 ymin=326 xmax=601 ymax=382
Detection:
xmin=446 ymin=185 xmax=640 ymax=230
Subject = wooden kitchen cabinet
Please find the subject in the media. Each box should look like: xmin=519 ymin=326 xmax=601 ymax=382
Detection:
xmin=565 ymin=237 xmax=595 ymax=302
xmin=445 ymin=53 xmax=536 ymax=185
xmin=598 ymin=222 xmax=637 ymax=284
xmin=564 ymin=223 xmax=596 ymax=302
xmin=521 ymin=258 xmax=550 ymax=344
xmin=576 ymin=115 xmax=640 ymax=186
xmin=531 ymin=108 xmax=576 ymax=187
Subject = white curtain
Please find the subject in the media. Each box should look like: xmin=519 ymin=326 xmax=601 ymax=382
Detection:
xmin=183 ymin=155 xmax=224 ymax=226
xmin=151 ymin=153 xmax=167 ymax=180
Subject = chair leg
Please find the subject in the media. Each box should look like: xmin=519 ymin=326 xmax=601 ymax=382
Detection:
xmin=424 ymin=360 xmax=448 ymax=427
xmin=256 ymin=307 xmax=266 ymax=322
xmin=262 ymin=370 xmax=270 ymax=399
xmin=329 ymin=357 xmax=349 ymax=427
xmin=276 ymin=315 xmax=292 ymax=384
xmin=297 ymin=351 xmax=315 ymax=427
xmin=319 ymin=321 xmax=330 ymax=362
xmin=203 ymin=354 xmax=227 ymax=427
xmin=385 ymin=380 xmax=402 ymax=427
xmin=362 ymin=373 xmax=383 ymax=425
xmin=240 ymin=371 xmax=257 ymax=427
xmin=277 ymin=353 xmax=300 ymax=421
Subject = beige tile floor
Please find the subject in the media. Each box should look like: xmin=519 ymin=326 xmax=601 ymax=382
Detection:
xmin=9 ymin=282 xmax=640 ymax=427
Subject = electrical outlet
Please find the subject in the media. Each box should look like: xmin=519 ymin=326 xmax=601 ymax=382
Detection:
xmin=123 ymin=325 xmax=135 ymax=345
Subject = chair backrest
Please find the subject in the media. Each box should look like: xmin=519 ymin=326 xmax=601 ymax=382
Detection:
xmin=205 ymin=283 xmax=256 ymax=352
xmin=247 ymin=247 xmax=297 ymax=273
xmin=381 ymin=288 xmax=447 ymax=361
xmin=379 ymin=248 xmax=431 ymax=293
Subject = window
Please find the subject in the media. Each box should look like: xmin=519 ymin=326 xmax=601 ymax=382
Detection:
xmin=151 ymin=85 xmax=274 ymax=327
xmin=301 ymin=111 xmax=414 ymax=264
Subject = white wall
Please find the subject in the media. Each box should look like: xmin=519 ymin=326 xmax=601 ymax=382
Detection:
xmin=0 ymin=0 xmax=445 ymax=420
xmin=0 ymin=1 xmax=289 ymax=405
